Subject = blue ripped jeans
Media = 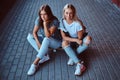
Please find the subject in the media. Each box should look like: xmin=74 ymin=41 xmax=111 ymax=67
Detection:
xmin=27 ymin=33 xmax=44 ymax=52
xmin=63 ymin=36 xmax=88 ymax=63
xmin=27 ymin=33 xmax=61 ymax=59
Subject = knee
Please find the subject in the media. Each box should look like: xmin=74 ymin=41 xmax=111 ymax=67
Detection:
xmin=42 ymin=37 xmax=50 ymax=42
xmin=43 ymin=37 xmax=49 ymax=41
xmin=27 ymin=33 xmax=34 ymax=41
xmin=84 ymin=36 xmax=92 ymax=45
xmin=62 ymin=41 xmax=69 ymax=48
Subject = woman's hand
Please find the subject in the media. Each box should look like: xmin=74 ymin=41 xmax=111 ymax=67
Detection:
xmin=43 ymin=21 xmax=49 ymax=27
xmin=76 ymin=39 xmax=82 ymax=45
xmin=36 ymin=41 xmax=41 ymax=49
xmin=43 ymin=21 xmax=56 ymax=38
xmin=43 ymin=21 xmax=47 ymax=27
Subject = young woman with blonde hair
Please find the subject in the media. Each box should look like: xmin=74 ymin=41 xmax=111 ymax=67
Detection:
xmin=59 ymin=4 xmax=92 ymax=76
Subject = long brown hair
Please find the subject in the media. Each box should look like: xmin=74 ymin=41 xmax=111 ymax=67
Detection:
xmin=63 ymin=4 xmax=86 ymax=31
xmin=38 ymin=4 xmax=57 ymax=27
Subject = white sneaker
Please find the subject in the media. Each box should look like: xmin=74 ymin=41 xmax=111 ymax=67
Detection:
xmin=27 ymin=64 xmax=38 ymax=76
xmin=67 ymin=58 xmax=74 ymax=66
xmin=75 ymin=63 xmax=86 ymax=76
xmin=39 ymin=55 xmax=50 ymax=64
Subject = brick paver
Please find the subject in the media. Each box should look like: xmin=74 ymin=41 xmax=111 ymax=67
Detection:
xmin=0 ymin=0 xmax=120 ymax=80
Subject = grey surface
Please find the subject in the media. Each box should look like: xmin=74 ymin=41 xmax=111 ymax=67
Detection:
xmin=0 ymin=0 xmax=120 ymax=80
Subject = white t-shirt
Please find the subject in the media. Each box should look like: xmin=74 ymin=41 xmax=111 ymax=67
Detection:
xmin=59 ymin=19 xmax=83 ymax=38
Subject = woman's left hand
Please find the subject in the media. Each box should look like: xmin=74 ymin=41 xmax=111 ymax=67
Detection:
xmin=76 ymin=39 xmax=82 ymax=45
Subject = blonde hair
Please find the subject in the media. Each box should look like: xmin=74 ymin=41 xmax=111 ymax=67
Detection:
xmin=63 ymin=4 xmax=77 ymax=20
xmin=63 ymin=4 xmax=86 ymax=30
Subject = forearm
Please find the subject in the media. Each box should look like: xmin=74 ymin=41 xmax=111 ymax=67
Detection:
xmin=63 ymin=36 xmax=82 ymax=45
xmin=63 ymin=36 xmax=77 ymax=42
xmin=33 ymin=32 xmax=41 ymax=47
xmin=78 ymin=30 xmax=84 ymax=40
xmin=33 ymin=32 xmax=38 ymax=41
xmin=78 ymin=34 xmax=83 ymax=40
xmin=44 ymin=25 xmax=51 ymax=37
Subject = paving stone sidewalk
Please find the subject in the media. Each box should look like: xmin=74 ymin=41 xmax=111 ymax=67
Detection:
xmin=0 ymin=0 xmax=120 ymax=80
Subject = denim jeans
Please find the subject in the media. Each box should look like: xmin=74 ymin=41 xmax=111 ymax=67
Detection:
xmin=63 ymin=36 xmax=88 ymax=63
xmin=27 ymin=33 xmax=44 ymax=52
xmin=27 ymin=33 xmax=61 ymax=59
